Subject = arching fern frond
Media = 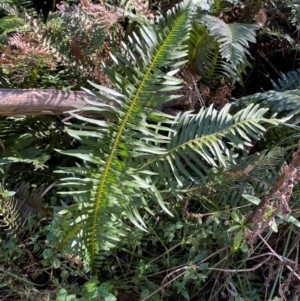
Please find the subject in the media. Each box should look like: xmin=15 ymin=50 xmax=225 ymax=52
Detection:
xmin=187 ymin=21 xmax=234 ymax=83
xmin=194 ymin=15 xmax=258 ymax=84
xmin=55 ymin=0 xmax=193 ymax=272
xmin=141 ymin=104 xmax=283 ymax=190
xmin=231 ymin=89 xmax=300 ymax=124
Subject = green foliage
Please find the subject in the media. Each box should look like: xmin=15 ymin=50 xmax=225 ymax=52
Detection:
xmin=52 ymin=0 xmax=194 ymax=272
xmin=141 ymin=104 xmax=281 ymax=192
xmin=0 ymin=0 xmax=36 ymax=41
xmin=187 ymin=15 xmax=258 ymax=84
xmin=43 ymin=5 xmax=105 ymax=64
xmin=0 ymin=15 xmax=24 ymax=41
xmin=56 ymin=278 xmax=116 ymax=301
xmin=0 ymin=115 xmax=71 ymax=175
xmin=50 ymin=0 xmax=285 ymax=275
xmin=0 ymin=185 xmax=21 ymax=238
xmin=272 ymin=68 xmax=300 ymax=91
xmin=2 ymin=0 xmax=300 ymax=300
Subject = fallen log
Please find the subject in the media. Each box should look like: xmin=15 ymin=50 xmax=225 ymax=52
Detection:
xmin=0 ymin=89 xmax=97 ymax=116
xmin=0 ymin=88 xmax=193 ymax=116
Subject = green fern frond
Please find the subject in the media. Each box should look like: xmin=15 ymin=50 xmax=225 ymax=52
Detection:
xmin=0 ymin=15 xmax=24 ymax=41
xmin=261 ymin=27 xmax=294 ymax=45
xmin=0 ymin=185 xmax=22 ymax=238
xmin=0 ymin=116 xmax=68 ymax=168
xmin=231 ymin=89 xmax=300 ymax=148
xmin=141 ymin=104 xmax=283 ymax=190
xmin=187 ymin=21 xmax=233 ymax=83
xmin=231 ymin=89 xmax=300 ymax=124
xmin=272 ymin=68 xmax=300 ymax=92
xmin=55 ymin=0 xmax=193 ymax=271
xmin=197 ymin=15 xmax=258 ymax=84
xmin=0 ymin=1 xmax=36 ymax=41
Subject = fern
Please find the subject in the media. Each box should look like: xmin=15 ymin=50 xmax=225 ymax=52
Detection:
xmin=187 ymin=21 xmax=234 ymax=83
xmin=42 ymin=5 xmax=98 ymax=66
xmin=0 ymin=15 xmax=24 ymax=41
xmin=231 ymin=89 xmax=300 ymax=124
xmin=138 ymin=104 xmax=282 ymax=191
xmin=182 ymin=146 xmax=287 ymax=216
xmin=188 ymin=15 xmax=258 ymax=84
xmin=0 ymin=115 xmax=71 ymax=188
xmin=0 ymin=1 xmax=36 ymax=42
xmin=0 ymin=116 xmax=64 ymax=165
xmin=49 ymin=0 xmax=290 ymax=272
xmin=0 ymin=184 xmax=22 ymax=238
xmin=54 ymin=0 xmax=194 ymax=271
xmin=272 ymin=68 xmax=300 ymax=92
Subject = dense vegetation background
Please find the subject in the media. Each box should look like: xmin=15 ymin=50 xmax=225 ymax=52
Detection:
xmin=1 ymin=0 xmax=300 ymax=300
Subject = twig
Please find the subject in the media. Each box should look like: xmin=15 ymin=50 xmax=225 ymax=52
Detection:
xmin=206 ymin=256 xmax=271 ymax=273
xmin=258 ymin=234 xmax=300 ymax=281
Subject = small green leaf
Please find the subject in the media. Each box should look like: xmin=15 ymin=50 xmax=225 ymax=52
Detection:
xmin=43 ymin=248 xmax=53 ymax=259
xmin=242 ymin=194 xmax=261 ymax=204
xmin=269 ymin=219 xmax=278 ymax=233
xmin=231 ymin=212 xmax=240 ymax=223
xmin=56 ymin=288 xmax=76 ymax=301
xmin=227 ymin=225 xmax=241 ymax=232
xmin=53 ymin=258 xmax=61 ymax=269
xmin=141 ymin=289 xmax=150 ymax=299
xmin=6 ymin=190 xmax=16 ymax=197
xmin=175 ymin=222 xmax=184 ymax=229
xmin=193 ymin=251 xmax=207 ymax=263
xmin=182 ymin=290 xmax=189 ymax=300
xmin=61 ymin=270 xmax=69 ymax=280
xmin=277 ymin=212 xmax=300 ymax=228
xmin=240 ymin=243 xmax=249 ymax=253
xmin=198 ymin=262 xmax=209 ymax=270
xmin=232 ymin=230 xmax=244 ymax=252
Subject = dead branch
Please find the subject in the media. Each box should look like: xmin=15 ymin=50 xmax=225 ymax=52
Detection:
xmin=246 ymin=141 xmax=300 ymax=244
